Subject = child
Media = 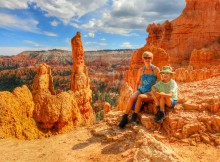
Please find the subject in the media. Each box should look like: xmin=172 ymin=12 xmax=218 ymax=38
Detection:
xmin=151 ymin=66 xmax=178 ymax=124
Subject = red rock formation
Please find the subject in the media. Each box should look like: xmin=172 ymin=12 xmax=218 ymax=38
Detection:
xmin=173 ymin=65 xmax=219 ymax=82
xmin=32 ymin=63 xmax=82 ymax=131
xmin=146 ymin=0 xmax=220 ymax=67
xmin=70 ymin=32 xmax=94 ymax=125
xmin=104 ymin=102 xmax=111 ymax=116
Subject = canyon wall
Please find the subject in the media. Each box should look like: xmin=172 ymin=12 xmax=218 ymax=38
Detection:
xmin=146 ymin=0 xmax=220 ymax=67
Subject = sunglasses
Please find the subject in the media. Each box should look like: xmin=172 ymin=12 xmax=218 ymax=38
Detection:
xmin=161 ymin=73 xmax=170 ymax=75
xmin=143 ymin=57 xmax=152 ymax=60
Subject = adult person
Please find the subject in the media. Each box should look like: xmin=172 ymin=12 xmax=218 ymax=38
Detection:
xmin=119 ymin=51 xmax=161 ymax=128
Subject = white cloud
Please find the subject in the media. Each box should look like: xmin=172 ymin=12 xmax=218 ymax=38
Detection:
xmin=0 ymin=0 xmax=108 ymax=24
xmin=121 ymin=42 xmax=133 ymax=48
xmin=0 ymin=12 xmax=58 ymax=37
xmin=36 ymin=0 xmax=108 ymax=24
xmin=85 ymin=41 xmax=107 ymax=47
xmin=100 ymin=38 xmax=106 ymax=41
xmin=0 ymin=0 xmax=30 ymax=9
xmin=85 ymin=41 xmax=97 ymax=45
xmin=50 ymin=20 xmax=59 ymax=27
xmin=24 ymin=40 xmax=40 ymax=47
xmin=0 ymin=13 xmax=39 ymax=33
xmin=99 ymin=43 xmax=107 ymax=46
xmin=85 ymin=32 xmax=95 ymax=38
xmin=0 ymin=46 xmax=71 ymax=56
xmin=43 ymin=31 xmax=58 ymax=37
xmin=71 ymin=0 xmax=185 ymax=35
xmin=0 ymin=0 xmax=186 ymax=37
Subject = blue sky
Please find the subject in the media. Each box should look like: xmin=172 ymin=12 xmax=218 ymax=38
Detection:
xmin=0 ymin=0 xmax=185 ymax=55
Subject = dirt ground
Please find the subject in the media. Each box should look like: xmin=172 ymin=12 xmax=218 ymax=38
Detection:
xmin=0 ymin=125 xmax=220 ymax=162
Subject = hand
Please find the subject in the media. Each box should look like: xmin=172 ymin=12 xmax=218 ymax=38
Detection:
xmin=159 ymin=92 xmax=166 ymax=96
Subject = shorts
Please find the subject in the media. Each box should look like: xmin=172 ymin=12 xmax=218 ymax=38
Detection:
xmin=132 ymin=102 xmax=136 ymax=110
xmin=167 ymin=100 xmax=177 ymax=109
xmin=137 ymin=89 xmax=151 ymax=95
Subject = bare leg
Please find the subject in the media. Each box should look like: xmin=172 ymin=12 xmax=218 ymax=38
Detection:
xmin=119 ymin=91 xmax=140 ymax=128
xmin=159 ymin=97 xmax=165 ymax=111
xmin=164 ymin=96 xmax=172 ymax=107
xmin=134 ymin=94 xmax=153 ymax=113
xmin=125 ymin=91 xmax=140 ymax=114
xmin=151 ymin=90 xmax=160 ymax=106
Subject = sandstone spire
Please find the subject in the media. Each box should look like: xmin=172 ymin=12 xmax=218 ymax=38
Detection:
xmin=70 ymin=32 xmax=94 ymax=125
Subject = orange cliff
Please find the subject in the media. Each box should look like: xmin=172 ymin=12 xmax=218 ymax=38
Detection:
xmin=0 ymin=32 xmax=94 ymax=139
xmin=146 ymin=0 xmax=220 ymax=67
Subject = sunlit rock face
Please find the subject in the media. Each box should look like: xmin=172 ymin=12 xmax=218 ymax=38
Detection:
xmin=70 ymin=32 xmax=94 ymax=125
xmin=32 ymin=63 xmax=82 ymax=131
xmin=0 ymin=85 xmax=41 ymax=139
xmin=146 ymin=0 xmax=220 ymax=68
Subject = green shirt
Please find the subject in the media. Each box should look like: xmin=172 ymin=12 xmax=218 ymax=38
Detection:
xmin=153 ymin=79 xmax=178 ymax=100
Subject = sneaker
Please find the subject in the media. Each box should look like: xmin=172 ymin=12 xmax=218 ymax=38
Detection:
xmin=131 ymin=113 xmax=138 ymax=125
xmin=119 ymin=114 xmax=128 ymax=128
xmin=156 ymin=105 xmax=160 ymax=111
xmin=155 ymin=111 xmax=165 ymax=124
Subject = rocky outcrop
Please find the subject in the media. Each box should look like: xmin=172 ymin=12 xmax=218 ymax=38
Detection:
xmin=32 ymin=63 xmax=82 ymax=131
xmin=70 ymin=32 xmax=94 ymax=125
xmin=189 ymin=48 xmax=219 ymax=69
xmin=146 ymin=0 xmax=220 ymax=67
xmin=134 ymin=129 xmax=182 ymax=162
xmin=173 ymin=65 xmax=220 ymax=82
xmin=139 ymin=76 xmax=220 ymax=146
xmin=0 ymin=85 xmax=42 ymax=139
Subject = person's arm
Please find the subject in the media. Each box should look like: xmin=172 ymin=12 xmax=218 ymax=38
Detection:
xmin=134 ymin=67 xmax=142 ymax=91
xmin=158 ymin=92 xmax=173 ymax=97
xmin=154 ymin=66 xmax=161 ymax=81
xmin=157 ymin=80 xmax=177 ymax=97
xmin=159 ymin=80 xmax=177 ymax=98
xmin=152 ymin=82 xmax=172 ymax=97
xmin=151 ymin=83 xmax=161 ymax=97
